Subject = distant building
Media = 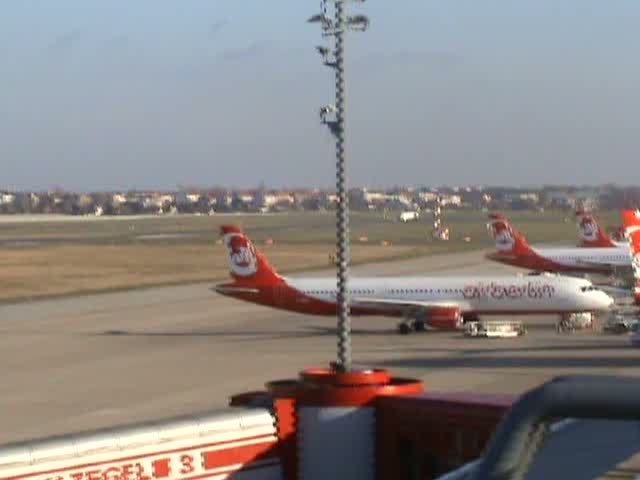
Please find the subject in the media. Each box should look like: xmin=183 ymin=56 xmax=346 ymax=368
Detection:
xmin=0 ymin=193 xmax=15 ymax=205
xmin=175 ymin=191 xmax=201 ymax=206
xmin=112 ymin=193 xmax=127 ymax=206
xmin=545 ymin=191 xmax=575 ymax=210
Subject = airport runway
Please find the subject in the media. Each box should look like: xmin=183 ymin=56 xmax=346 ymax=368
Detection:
xmin=1 ymin=250 xmax=639 ymax=444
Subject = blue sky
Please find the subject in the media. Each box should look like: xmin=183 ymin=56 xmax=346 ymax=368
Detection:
xmin=2 ymin=1 xmax=640 ymax=191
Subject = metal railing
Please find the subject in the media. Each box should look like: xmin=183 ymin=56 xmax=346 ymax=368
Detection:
xmin=437 ymin=375 xmax=640 ymax=480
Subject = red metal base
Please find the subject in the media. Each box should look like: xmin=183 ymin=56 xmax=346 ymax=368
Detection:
xmin=263 ymin=365 xmax=423 ymax=480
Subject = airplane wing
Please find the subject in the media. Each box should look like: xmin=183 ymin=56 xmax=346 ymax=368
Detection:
xmin=351 ymin=297 xmax=466 ymax=330
xmin=351 ymin=296 xmax=462 ymax=312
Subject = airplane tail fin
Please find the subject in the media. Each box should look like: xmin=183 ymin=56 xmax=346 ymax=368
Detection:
xmin=620 ymin=209 xmax=640 ymax=305
xmin=487 ymin=213 xmax=535 ymax=256
xmin=219 ymin=226 xmax=284 ymax=286
xmin=575 ymin=210 xmax=616 ymax=247
xmin=621 ymin=209 xmax=640 ymax=252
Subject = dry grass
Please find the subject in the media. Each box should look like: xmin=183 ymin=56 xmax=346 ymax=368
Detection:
xmin=1 ymin=209 xmax=619 ymax=302
xmin=0 ymin=243 xmax=422 ymax=303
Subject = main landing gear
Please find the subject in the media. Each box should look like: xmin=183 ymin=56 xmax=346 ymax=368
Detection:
xmin=397 ymin=318 xmax=426 ymax=335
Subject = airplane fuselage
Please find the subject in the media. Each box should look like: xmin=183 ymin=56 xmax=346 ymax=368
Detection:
xmin=216 ymin=275 xmax=613 ymax=318
xmin=488 ymin=246 xmax=631 ymax=275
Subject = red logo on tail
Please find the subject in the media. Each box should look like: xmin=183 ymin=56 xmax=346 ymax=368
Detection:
xmin=579 ymin=216 xmax=599 ymax=242
xmin=224 ymin=233 xmax=258 ymax=277
xmin=490 ymin=221 xmax=515 ymax=252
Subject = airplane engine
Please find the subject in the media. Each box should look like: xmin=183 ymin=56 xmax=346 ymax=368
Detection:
xmin=425 ymin=307 xmax=463 ymax=330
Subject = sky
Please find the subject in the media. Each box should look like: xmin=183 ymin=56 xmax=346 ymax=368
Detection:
xmin=2 ymin=0 xmax=640 ymax=191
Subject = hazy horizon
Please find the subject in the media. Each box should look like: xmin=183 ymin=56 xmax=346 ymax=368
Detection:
xmin=3 ymin=1 xmax=640 ymax=191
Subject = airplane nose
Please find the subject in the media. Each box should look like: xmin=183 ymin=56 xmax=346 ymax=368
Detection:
xmin=602 ymin=293 xmax=615 ymax=309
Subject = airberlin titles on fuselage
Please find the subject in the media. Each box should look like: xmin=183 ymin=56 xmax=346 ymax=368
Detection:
xmin=462 ymin=281 xmax=555 ymax=300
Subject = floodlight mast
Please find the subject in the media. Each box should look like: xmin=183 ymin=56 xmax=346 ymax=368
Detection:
xmin=308 ymin=0 xmax=369 ymax=372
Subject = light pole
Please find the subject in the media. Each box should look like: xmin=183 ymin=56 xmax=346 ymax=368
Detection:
xmin=308 ymin=0 xmax=369 ymax=372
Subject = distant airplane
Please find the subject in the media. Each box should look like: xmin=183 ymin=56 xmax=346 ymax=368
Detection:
xmin=575 ymin=210 xmax=626 ymax=248
xmin=486 ymin=213 xmax=632 ymax=277
xmin=214 ymin=225 xmax=613 ymax=334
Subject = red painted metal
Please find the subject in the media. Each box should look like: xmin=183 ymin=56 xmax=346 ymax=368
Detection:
xmin=376 ymin=392 xmax=515 ymax=480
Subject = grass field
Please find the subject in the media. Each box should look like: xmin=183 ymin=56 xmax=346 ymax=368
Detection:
xmin=0 ymin=210 xmax=624 ymax=302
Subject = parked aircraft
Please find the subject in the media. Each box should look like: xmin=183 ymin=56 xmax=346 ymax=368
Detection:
xmin=486 ymin=213 xmax=631 ymax=277
xmin=215 ymin=225 xmax=613 ymax=334
xmin=575 ymin=210 xmax=625 ymax=248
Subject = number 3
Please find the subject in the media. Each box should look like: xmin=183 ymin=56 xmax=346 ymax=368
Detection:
xmin=179 ymin=454 xmax=195 ymax=474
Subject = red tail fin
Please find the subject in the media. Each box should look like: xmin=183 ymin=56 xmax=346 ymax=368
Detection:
xmin=620 ymin=209 xmax=640 ymax=305
xmin=487 ymin=213 xmax=535 ymax=256
xmin=575 ymin=210 xmax=616 ymax=247
xmin=220 ymin=226 xmax=283 ymax=286
xmin=621 ymin=209 xmax=640 ymax=249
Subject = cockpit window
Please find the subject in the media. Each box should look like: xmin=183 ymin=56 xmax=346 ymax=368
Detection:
xmin=580 ymin=286 xmax=597 ymax=292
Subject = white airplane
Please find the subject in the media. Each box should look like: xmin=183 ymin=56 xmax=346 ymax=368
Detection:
xmin=486 ymin=213 xmax=632 ymax=277
xmin=214 ymin=225 xmax=614 ymax=334
xmin=575 ymin=210 xmax=626 ymax=248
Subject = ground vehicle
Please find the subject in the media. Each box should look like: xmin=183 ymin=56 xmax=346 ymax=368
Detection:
xmin=464 ymin=320 xmax=526 ymax=338
xmin=602 ymin=313 xmax=639 ymax=334
xmin=399 ymin=211 xmax=419 ymax=222
xmin=557 ymin=312 xmax=594 ymax=333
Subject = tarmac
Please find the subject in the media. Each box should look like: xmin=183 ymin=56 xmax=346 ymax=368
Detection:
xmin=1 ymin=249 xmax=639 ymax=454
